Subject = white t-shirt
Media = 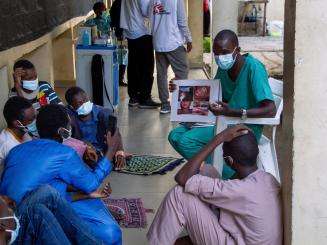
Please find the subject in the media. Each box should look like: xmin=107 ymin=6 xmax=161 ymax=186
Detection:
xmin=120 ymin=0 xmax=151 ymax=39
xmin=0 ymin=129 xmax=31 ymax=167
xmin=149 ymin=0 xmax=192 ymax=52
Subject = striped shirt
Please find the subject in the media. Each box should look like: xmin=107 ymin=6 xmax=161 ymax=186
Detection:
xmin=10 ymin=81 xmax=62 ymax=111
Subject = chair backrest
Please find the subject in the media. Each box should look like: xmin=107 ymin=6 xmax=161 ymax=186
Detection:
xmin=268 ymin=78 xmax=283 ymax=119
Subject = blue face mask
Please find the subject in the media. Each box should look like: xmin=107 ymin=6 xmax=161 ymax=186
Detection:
xmin=215 ymin=47 xmax=238 ymax=70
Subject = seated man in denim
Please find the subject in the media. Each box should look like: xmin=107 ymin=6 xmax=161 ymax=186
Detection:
xmin=0 ymin=185 xmax=101 ymax=244
xmin=65 ymin=86 xmax=127 ymax=170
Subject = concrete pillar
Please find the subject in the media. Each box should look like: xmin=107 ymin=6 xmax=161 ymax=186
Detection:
xmin=281 ymin=0 xmax=327 ymax=244
xmin=188 ymin=0 xmax=203 ymax=68
xmin=211 ymin=0 xmax=238 ymax=76
xmin=52 ymin=28 xmax=76 ymax=86
xmin=22 ymin=41 xmax=54 ymax=86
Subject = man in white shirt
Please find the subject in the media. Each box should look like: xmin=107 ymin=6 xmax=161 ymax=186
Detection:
xmin=120 ymin=0 xmax=161 ymax=109
xmin=149 ymin=0 xmax=192 ymax=113
xmin=0 ymin=97 xmax=34 ymax=169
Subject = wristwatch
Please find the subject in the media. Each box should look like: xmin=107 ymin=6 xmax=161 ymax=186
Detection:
xmin=241 ymin=109 xmax=247 ymax=120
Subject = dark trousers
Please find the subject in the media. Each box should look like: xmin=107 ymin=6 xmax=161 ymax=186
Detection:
xmin=127 ymin=35 xmax=154 ymax=103
xmin=203 ymin=10 xmax=210 ymax=36
xmin=119 ymin=65 xmax=126 ymax=83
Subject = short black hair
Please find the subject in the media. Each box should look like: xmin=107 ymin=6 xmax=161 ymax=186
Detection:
xmin=214 ymin=29 xmax=239 ymax=47
xmin=222 ymin=131 xmax=259 ymax=166
xmin=13 ymin=59 xmax=35 ymax=70
xmin=36 ymin=104 xmax=69 ymax=139
xmin=65 ymin=86 xmax=85 ymax=105
xmin=93 ymin=1 xmax=105 ymax=12
xmin=3 ymin=97 xmax=33 ymax=127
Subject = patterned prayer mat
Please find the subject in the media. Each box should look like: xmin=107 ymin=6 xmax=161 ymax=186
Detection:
xmin=117 ymin=155 xmax=185 ymax=175
xmin=103 ymin=197 xmax=154 ymax=228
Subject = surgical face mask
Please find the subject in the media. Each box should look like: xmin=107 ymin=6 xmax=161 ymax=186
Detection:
xmin=18 ymin=120 xmax=38 ymax=137
xmin=215 ymin=47 xmax=238 ymax=70
xmin=22 ymin=78 xmax=39 ymax=91
xmin=0 ymin=215 xmax=21 ymax=244
xmin=76 ymin=101 xmax=93 ymax=116
xmin=58 ymin=127 xmax=72 ymax=141
xmin=101 ymin=11 xmax=109 ymax=19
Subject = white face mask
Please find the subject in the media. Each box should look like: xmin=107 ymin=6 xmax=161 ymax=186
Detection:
xmin=0 ymin=215 xmax=21 ymax=244
xmin=76 ymin=101 xmax=93 ymax=116
xmin=22 ymin=78 xmax=39 ymax=91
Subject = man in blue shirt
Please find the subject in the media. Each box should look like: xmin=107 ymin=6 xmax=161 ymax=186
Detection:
xmin=0 ymin=104 xmax=122 ymax=244
xmin=65 ymin=86 xmax=127 ymax=170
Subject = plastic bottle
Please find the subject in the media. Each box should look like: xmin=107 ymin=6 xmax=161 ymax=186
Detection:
xmin=82 ymin=30 xmax=90 ymax=46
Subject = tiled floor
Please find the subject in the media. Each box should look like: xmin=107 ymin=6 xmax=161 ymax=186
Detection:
xmin=56 ymin=68 xmax=206 ymax=245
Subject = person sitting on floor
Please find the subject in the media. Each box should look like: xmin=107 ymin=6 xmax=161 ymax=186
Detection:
xmin=0 ymin=97 xmax=35 ymax=169
xmin=65 ymin=86 xmax=128 ymax=170
xmin=168 ymin=29 xmax=276 ymax=179
xmin=85 ymin=1 xmax=111 ymax=36
xmin=147 ymin=125 xmax=282 ymax=245
xmin=0 ymin=104 xmax=122 ymax=244
xmin=10 ymin=59 xmax=62 ymax=111
xmin=0 ymin=185 xmax=102 ymax=244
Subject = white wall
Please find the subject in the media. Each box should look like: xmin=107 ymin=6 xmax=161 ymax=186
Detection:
xmin=267 ymin=0 xmax=284 ymax=21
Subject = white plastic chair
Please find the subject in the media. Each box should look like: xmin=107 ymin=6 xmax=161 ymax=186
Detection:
xmin=212 ymin=78 xmax=283 ymax=183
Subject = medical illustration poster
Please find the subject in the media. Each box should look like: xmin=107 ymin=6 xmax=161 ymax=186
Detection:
xmin=171 ymin=80 xmax=220 ymax=123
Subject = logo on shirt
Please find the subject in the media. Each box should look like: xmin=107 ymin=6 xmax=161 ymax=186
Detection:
xmin=153 ymin=3 xmax=170 ymax=15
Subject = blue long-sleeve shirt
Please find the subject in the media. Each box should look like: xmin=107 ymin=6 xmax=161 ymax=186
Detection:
xmin=0 ymin=139 xmax=112 ymax=204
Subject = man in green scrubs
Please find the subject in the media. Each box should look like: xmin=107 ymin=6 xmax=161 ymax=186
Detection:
xmin=168 ymin=29 xmax=276 ymax=179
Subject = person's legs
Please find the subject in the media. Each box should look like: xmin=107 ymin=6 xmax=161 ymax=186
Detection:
xmin=174 ymin=126 xmax=215 ymax=161
xmin=156 ymin=51 xmax=170 ymax=107
xmin=138 ymin=35 xmax=155 ymax=105
xmin=127 ymin=38 xmax=140 ymax=105
xmin=15 ymin=204 xmax=71 ymax=245
xmin=71 ymin=198 xmax=122 ymax=245
xmin=147 ymin=186 xmax=233 ymax=245
xmin=168 ymin=125 xmax=189 ymax=151
xmin=119 ymin=64 xmax=127 ymax=86
xmin=166 ymin=46 xmax=189 ymax=80
xmin=17 ymin=185 xmax=101 ymax=245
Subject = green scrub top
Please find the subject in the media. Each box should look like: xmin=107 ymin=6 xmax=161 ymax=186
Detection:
xmin=215 ymin=54 xmax=274 ymax=141
xmin=85 ymin=14 xmax=111 ymax=35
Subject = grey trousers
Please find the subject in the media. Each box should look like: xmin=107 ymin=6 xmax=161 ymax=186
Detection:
xmin=155 ymin=46 xmax=189 ymax=104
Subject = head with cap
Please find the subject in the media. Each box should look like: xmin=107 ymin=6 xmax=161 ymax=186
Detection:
xmin=36 ymin=104 xmax=71 ymax=143
xmin=65 ymin=87 xmax=93 ymax=119
xmin=93 ymin=1 xmax=107 ymax=18
xmin=13 ymin=59 xmax=39 ymax=94
xmin=3 ymin=96 xmax=36 ymax=138
xmin=213 ymin=30 xmax=241 ymax=70
xmin=222 ymin=130 xmax=259 ymax=174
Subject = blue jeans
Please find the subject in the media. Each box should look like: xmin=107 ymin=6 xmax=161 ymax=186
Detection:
xmin=14 ymin=185 xmax=101 ymax=245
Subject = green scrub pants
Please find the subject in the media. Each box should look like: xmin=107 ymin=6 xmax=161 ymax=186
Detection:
xmin=168 ymin=125 xmax=235 ymax=179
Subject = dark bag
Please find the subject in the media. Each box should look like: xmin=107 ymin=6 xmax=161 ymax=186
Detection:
xmin=91 ymin=54 xmax=104 ymax=106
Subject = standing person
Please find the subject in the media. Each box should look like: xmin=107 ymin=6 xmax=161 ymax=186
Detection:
xmin=85 ymin=2 xmax=111 ymax=35
xmin=120 ymin=0 xmax=160 ymax=108
xmin=203 ymin=0 xmax=210 ymax=37
xmin=110 ymin=0 xmax=128 ymax=87
xmin=10 ymin=60 xmax=62 ymax=111
xmin=149 ymin=0 xmax=193 ymax=114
